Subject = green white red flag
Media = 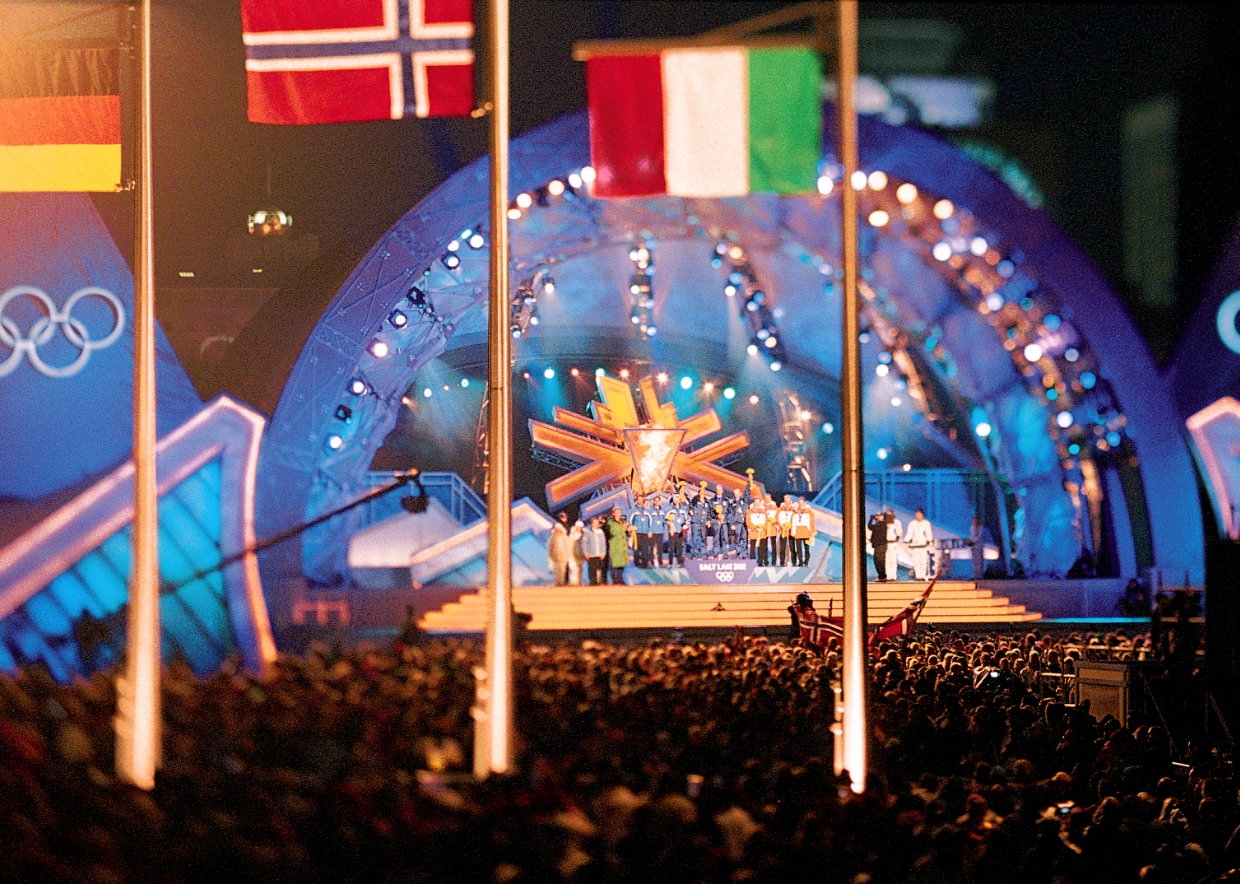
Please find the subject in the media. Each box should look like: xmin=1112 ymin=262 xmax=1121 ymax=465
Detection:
xmin=586 ymin=46 xmax=823 ymax=199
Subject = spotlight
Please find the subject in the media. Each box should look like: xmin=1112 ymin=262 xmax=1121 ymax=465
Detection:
xmin=769 ymin=361 xmax=782 ymax=372
xmin=933 ymin=199 xmax=954 ymax=220
xmin=723 ymin=387 xmax=735 ymax=399
xmin=817 ymin=175 xmax=834 ymax=195
xmin=704 ymin=382 xmax=714 ymax=392
xmin=757 ymin=328 xmax=770 ymax=340
xmin=764 ymin=336 xmax=778 ymax=349
xmin=388 ymin=309 xmax=408 ymax=328
xmin=728 ymin=271 xmax=744 ymax=285
xmin=868 ymin=210 xmax=889 ymax=227
xmin=544 ymin=367 xmax=555 ymax=379
xmin=1065 ymin=348 xmax=1080 ymax=363
xmin=747 ymin=344 xmax=759 ymax=356
xmin=511 ymin=326 xmax=522 ymax=338
xmin=800 ymin=410 xmax=811 ymax=420
xmin=516 ymin=192 xmax=532 ymax=209
xmin=715 ymin=242 xmax=728 ymax=256
xmin=728 ymin=245 xmax=743 ymax=260
xmin=570 ymin=367 xmax=580 ymax=377
xmin=822 ymin=422 xmax=834 ymax=434
xmin=547 ymin=179 xmax=565 ymax=196
xmin=447 ymin=240 xmax=460 ymax=252
xmin=876 ymin=448 xmax=889 ymax=460
xmin=748 ymin=394 xmax=760 ymax=404
xmin=423 ymin=387 xmax=432 ymax=398
xmin=867 ymin=170 xmax=888 ymax=190
xmin=646 ymin=326 xmax=657 ymax=336
xmin=679 ymin=376 xmax=692 ymax=390
xmin=875 ymin=364 xmax=889 ymax=377
xmin=1056 ymin=410 xmax=1074 ymax=428
xmin=619 ymin=368 xmax=630 ymax=379
xmin=746 ymin=301 xmax=759 ymax=312
xmin=543 ymin=277 xmax=555 ymax=293
xmin=878 ymin=351 xmax=892 ymax=364
xmin=444 ymin=254 xmax=460 ymax=269
xmin=724 ymin=285 xmax=737 ymax=297
xmin=850 ymin=170 xmax=867 ymax=190
xmin=891 ymin=397 xmax=902 ymax=407
xmin=970 ymin=236 xmax=988 ymax=256
xmin=932 ymin=242 xmax=952 ymax=261
xmin=568 ymin=172 xmax=583 ymax=189
xmin=984 ymin=293 xmax=1003 ymax=311
xmin=580 ymin=166 xmax=596 ymax=184
xmin=522 ymin=371 xmax=531 ymax=379
xmin=656 ymin=372 xmax=668 ymax=383
xmin=348 ymin=378 xmax=367 ymax=396
xmin=595 ymin=367 xmax=605 ymax=376
xmin=327 ymin=434 xmax=343 ymax=450
xmin=334 ymin=405 xmax=352 ymax=421
xmin=896 ymin=182 xmax=918 ymax=204
xmin=1023 ymin=343 xmax=1043 ymax=362
xmin=528 ymin=314 xmax=539 ymax=326
xmin=461 ymin=378 xmax=470 ymax=387
xmin=507 ymin=207 xmax=521 ymax=220
xmin=469 ymin=233 xmax=485 ymax=249
xmin=902 ymin=463 xmax=912 ymax=472
xmin=1080 ymin=371 xmax=1097 ymax=390
xmin=369 ymin=340 xmax=389 ymax=358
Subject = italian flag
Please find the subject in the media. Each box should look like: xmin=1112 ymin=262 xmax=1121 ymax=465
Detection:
xmin=586 ymin=46 xmax=822 ymax=199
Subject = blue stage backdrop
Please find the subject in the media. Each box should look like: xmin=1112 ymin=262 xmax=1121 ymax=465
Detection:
xmin=0 ymin=194 xmax=201 ymax=501
xmin=255 ymin=107 xmax=1203 ymax=614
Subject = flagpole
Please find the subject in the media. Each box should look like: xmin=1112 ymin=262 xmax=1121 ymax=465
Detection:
xmin=475 ymin=0 xmax=514 ymax=777
xmin=837 ymin=0 xmax=868 ymax=793
xmin=116 ymin=0 xmax=161 ymax=791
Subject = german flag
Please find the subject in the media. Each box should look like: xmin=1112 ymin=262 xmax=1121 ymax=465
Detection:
xmin=0 ymin=47 xmax=121 ymax=192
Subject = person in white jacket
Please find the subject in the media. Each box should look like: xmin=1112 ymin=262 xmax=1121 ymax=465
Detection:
xmin=884 ymin=510 xmax=902 ymax=581
xmin=547 ymin=511 xmax=572 ymax=584
xmin=903 ymin=509 xmax=934 ymax=581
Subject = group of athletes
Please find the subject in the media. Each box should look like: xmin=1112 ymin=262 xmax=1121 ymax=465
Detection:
xmin=624 ymin=481 xmax=816 ymax=569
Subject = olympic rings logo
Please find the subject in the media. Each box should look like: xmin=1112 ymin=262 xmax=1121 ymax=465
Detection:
xmin=715 ymin=571 xmax=735 ymax=583
xmin=0 ymin=285 xmax=125 ymax=378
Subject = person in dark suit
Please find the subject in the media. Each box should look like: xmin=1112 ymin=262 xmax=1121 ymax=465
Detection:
xmin=868 ymin=511 xmax=889 ymax=581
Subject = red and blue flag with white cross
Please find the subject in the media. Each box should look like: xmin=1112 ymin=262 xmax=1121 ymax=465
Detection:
xmin=241 ymin=0 xmax=474 ymax=124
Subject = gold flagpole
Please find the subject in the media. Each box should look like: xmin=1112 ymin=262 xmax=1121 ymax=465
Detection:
xmin=475 ymin=0 xmax=514 ymax=777
xmin=116 ymin=0 xmax=161 ymax=790
xmin=837 ymin=0 xmax=868 ymax=793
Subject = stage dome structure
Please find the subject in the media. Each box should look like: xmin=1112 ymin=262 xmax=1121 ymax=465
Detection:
xmin=256 ymin=108 xmax=1202 ymax=609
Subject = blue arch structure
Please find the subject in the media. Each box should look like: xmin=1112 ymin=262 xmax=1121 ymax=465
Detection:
xmin=255 ymin=109 xmax=1203 ymax=612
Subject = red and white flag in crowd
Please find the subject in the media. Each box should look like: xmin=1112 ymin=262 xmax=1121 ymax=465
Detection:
xmin=241 ymin=0 xmax=474 ymax=124
xmin=871 ymin=577 xmax=937 ymax=650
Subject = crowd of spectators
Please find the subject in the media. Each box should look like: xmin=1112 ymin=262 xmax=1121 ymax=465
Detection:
xmin=0 ymin=625 xmax=1234 ymax=883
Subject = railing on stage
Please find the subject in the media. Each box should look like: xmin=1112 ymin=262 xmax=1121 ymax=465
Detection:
xmin=361 ymin=471 xmax=487 ymax=529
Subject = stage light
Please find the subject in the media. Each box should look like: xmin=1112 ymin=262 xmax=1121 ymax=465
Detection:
xmin=823 ymin=422 xmax=834 ymax=434
xmin=656 ymin=372 xmax=668 ymax=384
xmin=631 ymin=313 xmax=642 ymax=324
xmin=896 ymin=182 xmax=918 ymax=204
xmin=447 ymin=239 xmax=460 ymax=252
xmin=970 ymin=236 xmax=988 ymax=256
xmin=580 ymin=166 xmax=596 ymax=184
xmin=570 ymin=367 xmax=580 ymax=377
xmin=868 ymin=170 xmax=888 ymax=190
xmin=875 ymin=364 xmax=889 ymax=377
xmin=407 ymin=286 xmax=427 ymax=307
xmin=1065 ymin=348 xmax=1080 ymax=363
xmin=516 ymin=192 xmax=532 ymax=209
xmin=369 ymin=340 xmax=389 ymax=358
xmin=819 ymin=262 xmax=833 ymax=275
xmin=619 ymin=368 xmax=630 ymax=379
xmin=728 ymin=271 xmax=743 ymax=285
xmin=704 ymin=382 xmax=715 ymax=392
xmin=932 ymin=242 xmax=952 ymax=261
xmin=636 ymin=247 xmax=649 ymax=262
xmin=568 ymin=172 xmax=583 ymax=189
xmin=715 ymin=242 xmax=728 ymax=255
xmin=891 ymin=397 xmax=902 ymax=406
xmin=544 ymin=367 xmax=555 ymax=379
xmin=522 ymin=371 xmax=531 ymax=379
xmin=757 ymin=328 xmax=770 ymax=340
xmin=1069 ymin=443 xmax=1081 ymax=454
xmin=469 ymin=234 xmax=484 ymax=249
xmin=507 ymin=207 xmax=521 ymax=220
xmin=1044 ymin=314 xmax=1062 ymax=331
xmin=1056 ymin=410 xmax=1074 ymax=428
xmin=443 ymin=254 xmax=460 ymax=269
xmin=461 ymin=378 xmax=470 ymax=388
xmin=1024 ymin=343 xmax=1043 ymax=362
xmin=547 ymin=179 xmax=565 ymax=196
xmin=769 ymin=361 xmax=782 ymax=372
xmin=443 ymin=384 xmax=450 ymax=391
xmin=878 ymin=351 xmax=892 ymax=364
xmin=511 ymin=327 xmax=522 ymax=338
xmin=724 ymin=285 xmax=737 ymax=297
xmin=1080 ymin=371 xmax=1097 ymax=390
xmin=327 ymin=434 xmax=343 ymax=450
xmin=1106 ymin=431 xmax=1121 ymax=446
xmin=680 ymin=376 xmax=692 ymax=390
xmin=646 ymin=325 xmax=657 ymax=336
xmin=933 ymin=199 xmax=954 ymax=220
xmin=335 ymin=405 xmax=352 ymax=421
xmin=868 ymin=210 xmax=890 ymax=227
xmin=423 ymin=387 xmax=432 ymax=398
xmin=400 ymin=395 xmax=413 ymax=406
xmin=728 ymin=245 xmax=743 ymax=260
xmin=746 ymin=301 xmax=759 ymax=312
xmin=711 ymin=256 xmax=723 ymax=268
xmin=595 ymin=367 xmax=605 ymax=376
xmin=996 ymin=259 xmax=1015 ymax=278
xmin=389 ymin=309 xmax=408 ymax=329
xmin=764 ymin=336 xmax=778 ymax=348
xmin=800 ymin=409 xmax=811 ymax=420
xmin=1046 ymin=388 xmax=1059 ymax=401
xmin=877 ymin=448 xmax=889 ymax=460
xmin=1021 ymin=296 xmax=1035 ymax=311
xmin=817 ymin=175 xmax=834 ymax=195
xmin=984 ymin=293 xmax=1003 ymax=312
xmin=747 ymin=344 xmax=759 ymax=356
xmin=528 ymin=314 xmax=539 ymax=326
xmin=349 ymin=378 xmax=367 ymax=396
xmin=859 ymin=331 xmax=871 ymax=344
xmin=724 ymin=387 xmax=735 ymax=399
xmin=749 ymin=394 xmax=760 ymax=404
xmin=543 ymin=277 xmax=555 ymax=293
xmin=850 ymin=170 xmax=867 ymax=190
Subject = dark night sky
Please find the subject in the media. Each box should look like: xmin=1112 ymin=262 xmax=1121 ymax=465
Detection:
xmin=9 ymin=2 xmax=1240 ymax=385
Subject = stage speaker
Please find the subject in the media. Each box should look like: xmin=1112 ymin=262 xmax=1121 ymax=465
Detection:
xmin=1206 ymin=540 xmax=1240 ymax=730
xmin=1076 ymin=662 xmax=1132 ymax=727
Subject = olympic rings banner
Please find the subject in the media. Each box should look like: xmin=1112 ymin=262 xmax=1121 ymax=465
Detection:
xmin=0 ymin=285 xmax=125 ymax=378
xmin=0 ymin=193 xmax=200 ymax=499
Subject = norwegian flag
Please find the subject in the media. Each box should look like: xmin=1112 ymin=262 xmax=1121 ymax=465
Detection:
xmin=241 ymin=0 xmax=474 ymax=124
xmin=793 ymin=606 xmax=843 ymax=651
xmin=870 ymin=577 xmax=937 ymax=651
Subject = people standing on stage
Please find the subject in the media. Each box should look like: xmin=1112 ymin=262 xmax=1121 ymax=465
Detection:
xmin=567 ymin=519 xmax=586 ymax=585
xmin=776 ymin=496 xmax=795 ymax=567
xmin=765 ymin=495 xmax=779 ymax=566
xmin=904 ymin=508 xmax=935 ymax=581
xmin=885 ymin=509 xmax=902 ymax=581
xmin=746 ymin=496 xmax=768 ymax=564
xmin=791 ymin=498 xmax=813 ymax=567
xmin=969 ymin=515 xmax=986 ymax=580
xmin=869 ymin=510 xmax=889 ymax=581
xmin=667 ymin=493 xmax=689 ymax=568
xmin=652 ymin=497 xmax=668 ymax=567
xmin=605 ymin=507 xmax=629 ymax=584
xmin=728 ymin=487 xmax=747 ymax=557
xmin=580 ymin=516 xmax=608 ymax=585
xmin=547 ymin=510 xmax=572 ymax=584
xmin=629 ymin=497 xmax=652 ymax=568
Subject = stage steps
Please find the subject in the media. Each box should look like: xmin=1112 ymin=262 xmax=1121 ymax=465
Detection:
xmin=419 ymin=580 xmax=1041 ymax=632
